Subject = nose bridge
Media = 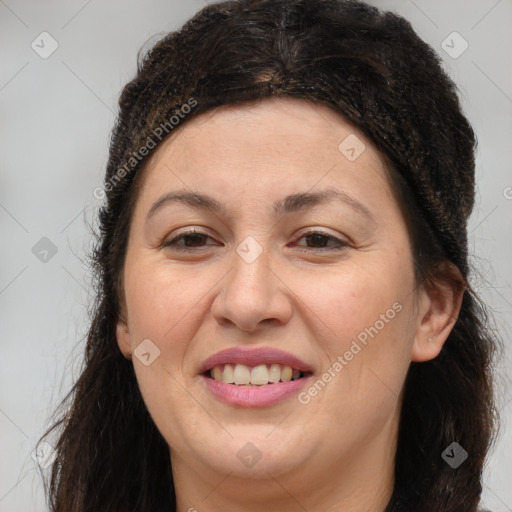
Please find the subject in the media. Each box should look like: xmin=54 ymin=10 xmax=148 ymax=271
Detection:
xmin=228 ymin=235 xmax=272 ymax=304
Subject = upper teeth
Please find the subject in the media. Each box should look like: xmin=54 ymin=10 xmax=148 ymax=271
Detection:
xmin=210 ymin=363 xmax=302 ymax=386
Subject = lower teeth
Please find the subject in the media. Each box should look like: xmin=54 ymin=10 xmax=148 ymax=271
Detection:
xmin=217 ymin=376 xmax=303 ymax=386
xmin=208 ymin=372 xmax=305 ymax=385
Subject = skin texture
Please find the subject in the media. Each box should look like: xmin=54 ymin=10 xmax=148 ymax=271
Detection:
xmin=116 ymin=97 xmax=463 ymax=512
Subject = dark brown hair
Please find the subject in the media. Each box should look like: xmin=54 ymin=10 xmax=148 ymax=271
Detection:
xmin=38 ymin=1 xmax=503 ymax=510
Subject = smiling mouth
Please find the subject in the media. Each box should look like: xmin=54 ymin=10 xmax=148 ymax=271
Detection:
xmin=205 ymin=363 xmax=311 ymax=386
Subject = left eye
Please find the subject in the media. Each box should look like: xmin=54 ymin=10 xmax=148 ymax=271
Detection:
xmin=294 ymin=231 xmax=348 ymax=251
xmin=162 ymin=229 xmax=348 ymax=252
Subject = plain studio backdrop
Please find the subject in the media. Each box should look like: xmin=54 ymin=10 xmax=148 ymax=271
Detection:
xmin=0 ymin=1 xmax=511 ymax=510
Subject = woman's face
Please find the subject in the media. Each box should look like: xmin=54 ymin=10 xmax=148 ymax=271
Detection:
xmin=116 ymin=97 xmax=451 ymax=500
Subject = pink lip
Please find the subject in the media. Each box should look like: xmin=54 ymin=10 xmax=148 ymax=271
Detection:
xmin=198 ymin=347 xmax=314 ymax=408
xmin=198 ymin=347 xmax=313 ymax=374
xmin=202 ymin=374 xmax=314 ymax=407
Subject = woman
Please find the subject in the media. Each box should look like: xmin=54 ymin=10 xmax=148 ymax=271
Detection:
xmin=38 ymin=0 xmax=502 ymax=510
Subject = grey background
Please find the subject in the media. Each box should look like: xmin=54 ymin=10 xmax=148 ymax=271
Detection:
xmin=0 ymin=1 xmax=511 ymax=510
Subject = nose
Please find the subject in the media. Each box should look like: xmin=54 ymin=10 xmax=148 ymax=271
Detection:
xmin=211 ymin=241 xmax=293 ymax=334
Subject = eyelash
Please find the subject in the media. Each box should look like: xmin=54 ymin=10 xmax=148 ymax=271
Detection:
xmin=162 ymin=228 xmax=349 ymax=253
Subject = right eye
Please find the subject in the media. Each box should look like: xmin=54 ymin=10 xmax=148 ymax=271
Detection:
xmin=162 ymin=228 xmax=219 ymax=252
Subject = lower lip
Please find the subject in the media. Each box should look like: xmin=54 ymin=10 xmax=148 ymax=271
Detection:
xmin=201 ymin=374 xmax=313 ymax=407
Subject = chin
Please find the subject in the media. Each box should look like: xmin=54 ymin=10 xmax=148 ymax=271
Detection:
xmin=195 ymin=431 xmax=311 ymax=479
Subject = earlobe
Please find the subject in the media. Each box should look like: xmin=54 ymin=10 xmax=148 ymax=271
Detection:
xmin=116 ymin=318 xmax=132 ymax=360
xmin=411 ymin=266 xmax=465 ymax=363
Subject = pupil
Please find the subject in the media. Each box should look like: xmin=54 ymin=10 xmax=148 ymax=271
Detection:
xmin=308 ymin=234 xmax=327 ymax=247
xmin=186 ymin=234 xmax=205 ymax=246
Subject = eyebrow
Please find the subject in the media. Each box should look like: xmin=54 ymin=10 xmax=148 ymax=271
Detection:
xmin=146 ymin=187 xmax=376 ymax=224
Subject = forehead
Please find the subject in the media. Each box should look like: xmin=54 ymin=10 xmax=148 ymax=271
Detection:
xmin=150 ymin=97 xmax=373 ymax=159
xmin=136 ymin=97 xmax=391 ymax=201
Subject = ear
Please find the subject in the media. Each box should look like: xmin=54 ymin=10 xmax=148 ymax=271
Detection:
xmin=411 ymin=263 xmax=465 ymax=362
xmin=116 ymin=310 xmax=132 ymax=360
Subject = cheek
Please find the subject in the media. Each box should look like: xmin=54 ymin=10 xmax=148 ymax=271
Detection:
xmin=124 ymin=259 xmax=206 ymax=344
xmin=292 ymin=259 xmax=414 ymax=412
xmin=293 ymin=259 xmax=411 ymax=351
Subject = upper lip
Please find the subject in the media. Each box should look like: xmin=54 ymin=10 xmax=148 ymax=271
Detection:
xmin=199 ymin=347 xmax=313 ymax=374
